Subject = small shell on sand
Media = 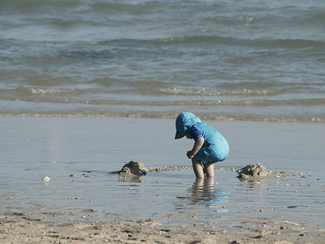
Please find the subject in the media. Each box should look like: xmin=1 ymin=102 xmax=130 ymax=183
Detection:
xmin=42 ymin=176 xmax=50 ymax=182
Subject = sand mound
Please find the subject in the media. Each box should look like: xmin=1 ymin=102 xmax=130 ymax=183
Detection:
xmin=119 ymin=161 xmax=147 ymax=177
xmin=117 ymin=161 xmax=189 ymax=182
xmin=237 ymin=164 xmax=287 ymax=180
xmin=117 ymin=161 xmax=189 ymax=178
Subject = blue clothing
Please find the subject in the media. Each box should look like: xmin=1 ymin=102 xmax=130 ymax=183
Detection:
xmin=175 ymin=112 xmax=229 ymax=164
xmin=189 ymin=125 xmax=202 ymax=140
xmin=175 ymin=112 xmax=201 ymax=139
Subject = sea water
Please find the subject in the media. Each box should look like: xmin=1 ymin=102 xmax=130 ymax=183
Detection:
xmin=1 ymin=0 xmax=325 ymax=122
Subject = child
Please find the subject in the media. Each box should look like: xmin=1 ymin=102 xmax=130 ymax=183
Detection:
xmin=175 ymin=112 xmax=229 ymax=178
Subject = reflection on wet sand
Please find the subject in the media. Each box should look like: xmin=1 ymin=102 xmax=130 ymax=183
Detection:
xmin=189 ymin=177 xmax=229 ymax=212
xmin=118 ymin=175 xmax=145 ymax=182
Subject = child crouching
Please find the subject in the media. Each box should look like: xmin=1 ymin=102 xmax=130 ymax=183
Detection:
xmin=175 ymin=112 xmax=229 ymax=178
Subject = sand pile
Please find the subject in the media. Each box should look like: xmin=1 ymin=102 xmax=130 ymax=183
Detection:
xmin=237 ymin=164 xmax=287 ymax=180
xmin=119 ymin=161 xmax=147 ymax=177
xmin=116 ymin=161 xmax=189 ymax=182
xmin=117 ymin=161 xmax=189 ymax=178
xmin=118 ymin=162 xmax=286 ymax=181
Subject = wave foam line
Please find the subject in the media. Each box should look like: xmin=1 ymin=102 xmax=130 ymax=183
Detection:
xmin=108 ymin=36 xmax=325 ymax=49
xmin=1 ymin=96 xmax=325 ymax=106
xmin=0 ymin=112 xmax=324 ymax=123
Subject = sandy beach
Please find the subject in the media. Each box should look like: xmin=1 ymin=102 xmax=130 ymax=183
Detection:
xmin=1 ymin=116 xmax=325 ymax=243
xmin=2 ymin=0 xmax=325 ymax=242
xmin=1 ymin=211 xmax=324 ymax=244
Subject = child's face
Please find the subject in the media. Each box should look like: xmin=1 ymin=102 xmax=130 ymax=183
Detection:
xmin=185 ymin=134 xmax=193 ymax=139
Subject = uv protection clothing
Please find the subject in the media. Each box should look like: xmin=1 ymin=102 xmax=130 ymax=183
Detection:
xmin=175 ymin=112 xmax=229 ymax=164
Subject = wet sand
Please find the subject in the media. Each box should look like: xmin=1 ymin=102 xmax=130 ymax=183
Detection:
xmin=1 ymin=211 xmax=324 ymax=244
xmin=1 ymin=116 xmax=325 ymax=243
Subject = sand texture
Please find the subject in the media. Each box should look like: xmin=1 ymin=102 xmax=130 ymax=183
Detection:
xmin=236 ymin=164 xmax=287 ymax=180
xmin=115 ymin=161 xmax=189 ymax=182
xmin=1 ymin=211 xmax=324 ymax=244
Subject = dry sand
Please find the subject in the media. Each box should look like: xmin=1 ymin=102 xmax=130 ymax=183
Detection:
xmin=1 ymin=210 xmax=325 ymax=244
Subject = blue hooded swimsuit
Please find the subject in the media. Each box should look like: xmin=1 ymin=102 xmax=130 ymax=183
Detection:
xmin=175 ymin=112 xmax=229 ymax=164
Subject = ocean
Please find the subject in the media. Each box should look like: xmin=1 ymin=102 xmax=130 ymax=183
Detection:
xmin=1 ymin=0 xmax=325 ymax=122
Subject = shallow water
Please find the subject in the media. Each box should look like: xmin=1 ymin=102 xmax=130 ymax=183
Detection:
xmin=1 ymin=117 xmax=325 ymax=229
xmin=1 ymin=0 xmax=325 ymax=122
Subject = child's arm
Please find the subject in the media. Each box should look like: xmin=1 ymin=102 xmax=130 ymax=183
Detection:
xmin=187 ymin=137 xmax=204 ymax=159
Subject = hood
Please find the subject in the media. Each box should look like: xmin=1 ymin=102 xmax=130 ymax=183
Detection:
xmin=175 ymin=112 xmax=201 ymax=139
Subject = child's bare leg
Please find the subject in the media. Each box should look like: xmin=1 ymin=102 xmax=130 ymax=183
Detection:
xmin=191 ymin=156 xmax=204 ymax=178
xmin=204 ymin=163 xmax=215 ymax=177
xmin=204 ymin=175 xmax=214 ymax=186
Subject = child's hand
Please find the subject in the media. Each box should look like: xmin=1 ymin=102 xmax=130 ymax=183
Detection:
xmin=187 ymin=151 xmax=195 ymax=159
